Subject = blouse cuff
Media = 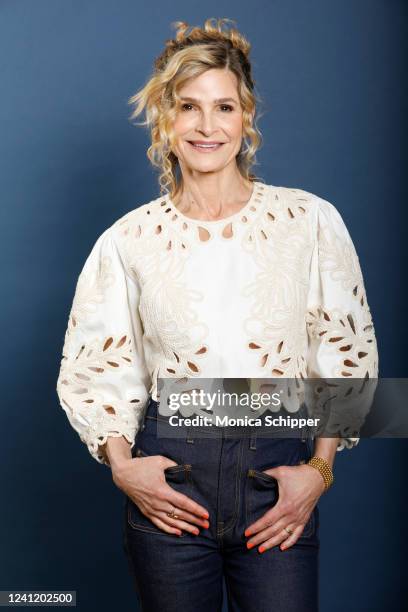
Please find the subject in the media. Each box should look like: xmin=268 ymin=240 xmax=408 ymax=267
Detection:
xmin=80 ymin=407 xmax=145 ymax=466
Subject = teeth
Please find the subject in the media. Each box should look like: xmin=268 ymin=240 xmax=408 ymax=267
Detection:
xmin=191 ymin=143 xmax=221 ymax=148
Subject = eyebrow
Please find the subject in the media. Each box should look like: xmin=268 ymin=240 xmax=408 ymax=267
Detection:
xmin=179 ymin=96 xmax=238 ymax=105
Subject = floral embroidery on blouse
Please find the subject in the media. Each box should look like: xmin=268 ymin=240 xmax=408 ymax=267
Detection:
xmin=56 ymin=182 xmax=379 ymax=464
xmin=242 ymin=187 xmax=315 ymax=380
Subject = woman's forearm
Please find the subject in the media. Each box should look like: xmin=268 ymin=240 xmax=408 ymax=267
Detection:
xmin=312 ymin=437 xmax=340 ymax=469
xmin=101 ymin=436 xmax=132 ymax=470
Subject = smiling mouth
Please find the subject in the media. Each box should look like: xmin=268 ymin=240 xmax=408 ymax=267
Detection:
xmin=187 ymin=141 xmax=225 ymax=151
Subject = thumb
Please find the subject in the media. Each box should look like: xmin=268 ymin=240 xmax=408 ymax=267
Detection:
xmin=162 ymin=456 xmax=179 ymax=469
xmin=262 ymin=466 xmax=280 ymax=480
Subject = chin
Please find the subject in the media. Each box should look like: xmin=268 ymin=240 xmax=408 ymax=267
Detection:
xmin=188 ymin=163 xmax=225 ymax=173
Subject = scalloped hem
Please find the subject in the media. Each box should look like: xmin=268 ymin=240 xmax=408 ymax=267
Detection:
xmin=87 ymin=429 xmax=137 ymax=466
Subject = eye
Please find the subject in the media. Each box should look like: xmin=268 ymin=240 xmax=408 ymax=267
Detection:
xmin=180 ymin=103 xmax=234 ymax=112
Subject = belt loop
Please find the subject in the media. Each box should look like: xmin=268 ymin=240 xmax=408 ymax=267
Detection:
xmin=186 ymin=427 xmax=195 ymax=444
xmin=249 ymin=430 xmax=257 ymax=450
xmin=300 ymin=402 xmax=309 ymax=442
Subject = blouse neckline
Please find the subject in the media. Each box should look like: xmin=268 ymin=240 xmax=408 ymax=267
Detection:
xmin=164 ymin=180 xmax=267 ymax=226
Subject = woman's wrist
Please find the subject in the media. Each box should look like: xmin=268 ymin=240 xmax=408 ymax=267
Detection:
xmin=102 ymin=436 xmax=132 ymax=471
xmin=312 ymin=437 xmax=339 ymax=469
xmin=307 ymin=456 xmax=334 ymax=492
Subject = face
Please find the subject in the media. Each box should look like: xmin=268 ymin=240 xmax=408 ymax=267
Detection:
xmin=171 ymin=68 xmax=246 ymax=175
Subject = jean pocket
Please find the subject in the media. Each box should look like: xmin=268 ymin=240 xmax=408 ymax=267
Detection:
xmin=245 ymin=468 xmax=279 ymax=525
xmin=299 ymin=505 xmax=319 ymax=539
xmin=245 ymin=467 xmax=317 ymax=540
xmin=127 ymin=447 xmax=193 ymax=537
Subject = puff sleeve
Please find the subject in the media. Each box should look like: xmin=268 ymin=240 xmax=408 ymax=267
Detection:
xmin=56 ymin=226 xmax=151 ymax=466
xmin=305 ymin=198 xmax=379 ymax=451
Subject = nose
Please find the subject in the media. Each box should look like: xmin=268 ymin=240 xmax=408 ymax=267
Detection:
xmin=196 ymin=109 xmax=217 ymax=135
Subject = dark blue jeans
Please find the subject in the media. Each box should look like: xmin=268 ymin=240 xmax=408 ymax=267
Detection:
xmin=123 ymin=398 xmax=320 ymax=612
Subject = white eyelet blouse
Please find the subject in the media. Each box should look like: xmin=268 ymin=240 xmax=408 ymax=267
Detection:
xmin=56 ymin=181 xmax=379 ymax=465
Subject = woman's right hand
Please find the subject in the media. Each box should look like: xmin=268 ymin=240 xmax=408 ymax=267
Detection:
xmin=111 ymin=454 xmax=210 ymax=536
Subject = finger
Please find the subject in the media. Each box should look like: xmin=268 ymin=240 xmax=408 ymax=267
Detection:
xmin=246 ymin=514 xmax=292 ymax=548
xmin=280 ymin=523 xmax=307 ymax=551
xmin=148 ymin=490 xmax=210 ymax=528
xmin=165 ymin=489 xmax=210 ymax=519
xmin=155 ymin=511 xmax=201 ymax=535
xmin=161 ymin=457 xmax=180 ymax=470
xmin=247 ymin=514 xmax=295 ymax=545
xmin=155 ymin=504 xmax=210 ymax=529
xmin=244 ymin=504 xmax=286 ymax=538
xmin=259 ymin=524 xmax=304 ymax=554
xmin=149 ymin=515 xmax=183 ymax=536
xmin=131 ymin=498 xmax=203 ymax=536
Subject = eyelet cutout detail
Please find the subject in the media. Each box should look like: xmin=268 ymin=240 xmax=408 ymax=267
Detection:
xmin=221 ymin=222 xmax=233 ymax=239
xmin=158 ymin=182 xmax=268 ymax=244
xmin=197 ymin=226 xmax=211 ymax=242
xmin=306 ymin=306 xmax=377 ymax=378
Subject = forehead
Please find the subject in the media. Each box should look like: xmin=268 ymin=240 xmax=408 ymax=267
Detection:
xmin=177 ymin=69 xmax=239 ymax=99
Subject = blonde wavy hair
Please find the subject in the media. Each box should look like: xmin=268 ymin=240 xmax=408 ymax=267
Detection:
xmin=127 ymin=18 xmax=264 ymax=199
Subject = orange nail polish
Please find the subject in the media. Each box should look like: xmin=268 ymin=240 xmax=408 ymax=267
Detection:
xmin=246 ymin=541 xmax=254 ymax=549
xmin=202 ymin=512 xmax=209 ymax=519
xmin=259 ymin=546 xmax=265 ymax=553
xmin=244 ymin=529 xmax=251 ymax=537
xmin=203 ymin=521 xmax=209 ymax=528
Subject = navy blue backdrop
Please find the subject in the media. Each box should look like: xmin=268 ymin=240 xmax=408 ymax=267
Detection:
xmin=1 ymin=1 xmax=406 ymax=610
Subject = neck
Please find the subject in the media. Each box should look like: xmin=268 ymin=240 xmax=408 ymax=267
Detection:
xmin=173 ymin=172 xmax=253 ymax=221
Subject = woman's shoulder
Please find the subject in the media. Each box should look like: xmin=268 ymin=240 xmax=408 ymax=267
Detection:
xmin=264 ymin=182 xmax=340 ymax=220
xmin=107 ymin=194 xmax=166 ymax=241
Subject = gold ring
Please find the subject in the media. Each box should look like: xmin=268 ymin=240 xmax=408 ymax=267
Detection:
xmin=284 ymin=526 xmax=293 ymax=536
xmin=166 ymin=509 xmax=179 ymax=520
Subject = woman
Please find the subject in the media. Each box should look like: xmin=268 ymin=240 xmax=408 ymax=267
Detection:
xmin=56 ymin=18 xmax=378 ymax=612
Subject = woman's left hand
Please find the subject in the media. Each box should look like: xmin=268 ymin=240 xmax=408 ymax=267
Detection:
xmin=244 ymin=463 xmax=325 ymax=553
